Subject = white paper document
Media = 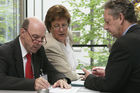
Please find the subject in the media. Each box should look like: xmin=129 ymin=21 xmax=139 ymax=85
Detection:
xmin=71 ymin=80 xmax=84 ymax=86
xmin=49 ymin=86 xmax=99 ymax=93
xmin=49 ymin=87 xmax=80 ymax=93
xmin=78 ymin=87 xmax=100 ymax=93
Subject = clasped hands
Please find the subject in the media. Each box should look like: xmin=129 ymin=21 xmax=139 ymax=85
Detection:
xmin=34 ymin=77 xmax=71 ymax=90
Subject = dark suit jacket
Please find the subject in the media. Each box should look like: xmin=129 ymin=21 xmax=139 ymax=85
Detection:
xmin=84 ymin=24 xmax=140 ymax=93
xmin=0 ymin=37 xmax=70 ymax=90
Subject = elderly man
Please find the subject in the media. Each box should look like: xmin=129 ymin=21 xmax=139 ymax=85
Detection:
xmin=83 ymin=0 xmax=140 ymax=93
xmin=0 ymin=17 xmax=71 ymax=90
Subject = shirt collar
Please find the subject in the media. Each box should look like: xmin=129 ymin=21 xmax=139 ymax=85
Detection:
xmin=122 ymin=23 xmax=136 ymax=36
xmin=19 ymin=38 xmax=28 ymax=58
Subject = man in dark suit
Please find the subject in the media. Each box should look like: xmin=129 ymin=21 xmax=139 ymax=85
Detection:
xmin=83 ymin=0 xmax=140 ymax=93
xmin=0 ymin=17 xmax=71 ymax=90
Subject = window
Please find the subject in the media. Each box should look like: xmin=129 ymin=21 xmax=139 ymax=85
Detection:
xmin=0 ymin=0 xmax=20 ymax=43
xmin=27 ymin=0 xmax=114 ymax=69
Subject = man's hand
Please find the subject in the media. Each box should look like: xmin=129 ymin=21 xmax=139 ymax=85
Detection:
xmin=34 ymin=77 xmax=50 ymax=90
xmin=52 ymin=79 xmax=71 ymax=89
xmin=92 ymin=67 xmax=105 ymax=77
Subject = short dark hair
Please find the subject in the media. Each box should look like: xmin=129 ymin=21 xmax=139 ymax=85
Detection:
xmin=104 ymin=0 xmax=137 ymax=23
xmin=21 ymin=18 xmax=29 ymax=30
xmin=44 ymin=5 xmax=71 ymax=33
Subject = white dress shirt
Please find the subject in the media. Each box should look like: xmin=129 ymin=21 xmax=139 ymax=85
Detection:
xmin=63 ymin=37 xmax=78 ymax=71
xmin=19 ymin=38 xmax=28 ymax=77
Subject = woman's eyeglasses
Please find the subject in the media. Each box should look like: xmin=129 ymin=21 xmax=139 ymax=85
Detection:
xmin=52 ymin=24 xmax=68 ymax=30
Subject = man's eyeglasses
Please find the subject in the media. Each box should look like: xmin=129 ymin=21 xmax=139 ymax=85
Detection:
xmin=52 ymin=24 xmax=68 ymax=30
xmin=23 ymin=28 xmax=47 ymax=44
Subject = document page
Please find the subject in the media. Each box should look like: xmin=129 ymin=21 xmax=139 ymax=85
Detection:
xmin=49 ymin=87 xmax=80 ymax=93
xmin=71 ymin=80 xmax=84 ymax=87
xmin=78 ymin=87 xmax=100 ymax=93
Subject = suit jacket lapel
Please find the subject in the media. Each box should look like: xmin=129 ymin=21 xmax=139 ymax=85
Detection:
xmin=14 ymin=37 xmax=24 ymax=77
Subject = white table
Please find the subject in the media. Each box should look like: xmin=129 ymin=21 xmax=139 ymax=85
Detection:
xmin=0 ymin=86 xmax=100 ymax=93
xmin=0 ymin=80 xmax=108 ymax=93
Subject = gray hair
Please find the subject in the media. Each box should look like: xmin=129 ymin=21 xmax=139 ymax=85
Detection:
xmin=104 ymin=0 xmax=137 ymax=23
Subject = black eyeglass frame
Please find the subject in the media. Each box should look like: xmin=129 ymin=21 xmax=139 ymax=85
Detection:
xmin=23 ymin=27 xmax=47 ymax=44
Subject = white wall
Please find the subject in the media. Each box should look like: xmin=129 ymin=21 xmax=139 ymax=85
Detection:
xmin=27 ymin=0 xmax=70 ymax=21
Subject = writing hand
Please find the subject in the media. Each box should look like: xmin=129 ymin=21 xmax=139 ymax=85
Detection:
xmin=34 ymin=77 xmax=50 ymax=90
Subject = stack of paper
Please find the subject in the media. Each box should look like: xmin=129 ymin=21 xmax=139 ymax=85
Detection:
xmin=71 ymin=81 xmax=84 ymax=87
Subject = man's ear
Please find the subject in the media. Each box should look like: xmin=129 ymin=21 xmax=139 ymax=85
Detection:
xmin=20 ymin=28 xmax=25 ymax=34
xmin=20 ymin=28 xmax=26 ymax=39
xmin=119 ymin=13 xmax=125 ymax=25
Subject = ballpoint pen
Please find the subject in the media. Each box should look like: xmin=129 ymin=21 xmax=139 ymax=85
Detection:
xmin=40 ymin=69 xmax=48 ymax=80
